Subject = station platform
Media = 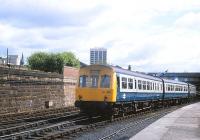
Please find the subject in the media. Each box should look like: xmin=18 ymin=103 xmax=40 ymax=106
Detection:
xmin=131 ymin=102 xmax=200 ymax=140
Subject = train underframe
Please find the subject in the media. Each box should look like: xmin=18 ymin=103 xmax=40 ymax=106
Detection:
xmin=75 ymin=97 xmax=190 ymax=117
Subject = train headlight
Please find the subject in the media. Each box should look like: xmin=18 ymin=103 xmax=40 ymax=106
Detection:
xmin=104 ymin=96 xmax=108 ymax=101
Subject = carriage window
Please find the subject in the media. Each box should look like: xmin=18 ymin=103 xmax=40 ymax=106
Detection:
xmin=155 ymin=83 xmax=157 ymax=90
xmin=138 ymin=80 xmax=142 ymax=90
xmin=135 ymin=80 xmax=137 ymax=89
xmin=128 ymin=78 xmax=133 ymax=89
xmin=143 ymin=81 xmax=146 ymax=90
xmin=101 ymin=75 xmax=110 ymax=88
xmin=147 ymin=81 xmax=150 ymax=90
xmin=122 ymin=77 xmax=127 ymax=89
xmin=161 ymin=84 xmax=163 ymax=91
xmin=168 ymin=85 xmax=170 ymax=91
xmin=79 ymin=75 xmax=87 ymax=87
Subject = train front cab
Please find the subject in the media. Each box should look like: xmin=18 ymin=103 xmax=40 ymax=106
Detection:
xmin=75 ymin=65 xmax=117 ymax=114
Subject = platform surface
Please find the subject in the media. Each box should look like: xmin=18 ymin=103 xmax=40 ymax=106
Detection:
xmin=131 ymin=102 xmax=200 ymax=140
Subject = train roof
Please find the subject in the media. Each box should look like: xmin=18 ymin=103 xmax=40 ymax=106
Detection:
xmin=81 ymin=64 xmax=193 ymax=86
xmin=110 ymin=65 xmax=162 ymax=82
xmin=162 ymin=79 xmax=187 ymax=85
xmin=81 ymin=64 xmax=161 ymax=81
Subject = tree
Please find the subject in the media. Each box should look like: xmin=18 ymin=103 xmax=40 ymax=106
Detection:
xmin=27 ymin=52 xmax=80 ymax=73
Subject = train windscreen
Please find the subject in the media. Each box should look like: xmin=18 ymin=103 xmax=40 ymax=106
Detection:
xmin=79 ymin=74 xmax=110 ymax=88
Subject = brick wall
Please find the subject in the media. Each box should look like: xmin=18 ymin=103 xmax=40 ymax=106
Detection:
xmin=63 ymin=66 xmax=79 ymax=106
xmin=0 ymin=65 xmax=65 ymax=114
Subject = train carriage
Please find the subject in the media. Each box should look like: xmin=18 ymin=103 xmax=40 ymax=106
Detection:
xmin=163 ymin=79 xmax=189 ymax=99
xmin=114 ymin=66 xmax=163 ymax=102
xmin=75 ymin=64 xmax=196 ymax=115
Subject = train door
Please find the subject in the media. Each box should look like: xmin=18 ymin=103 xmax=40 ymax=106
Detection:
xmin=117 ymin=76 xmax=120 ymax=92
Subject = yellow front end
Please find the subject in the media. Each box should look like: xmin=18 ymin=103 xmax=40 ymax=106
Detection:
xmin=76 ymin=88 xmax=116 ymax=102
xmin=75 ymin=65 xmax=117 ymax=103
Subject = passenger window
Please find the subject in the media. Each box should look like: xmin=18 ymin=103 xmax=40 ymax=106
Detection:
xmin=135 ymin=80 xmax=137 ymax=89
xmin=138 ymin=80 xmax=142 ymax=90
xmin=150 ymin=82 xmax=152 ymax=90
xmin=100 ymin=75 xmax=110 ymax=88
xmin=143 ymin=81 xmax=146 ymax=90
xmin=157 ymin=83 xmax=160 ymax=91
xmin=168 ymin=85 xmax=170 ymax=91
xmin=128 ymin=78 xmax=133 ymax=89
xmin=122 ymin=77 xmax=127 ymax=89
xmin=155 ymin=83 xmax=157 ymax=90
xmin=147 ymin=81 xmax=150 ymax=90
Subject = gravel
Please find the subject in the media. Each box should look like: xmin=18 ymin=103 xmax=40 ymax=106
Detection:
xmin=74 ymin=107 xmax=181 ymax=140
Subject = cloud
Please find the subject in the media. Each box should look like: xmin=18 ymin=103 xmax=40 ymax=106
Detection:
xmin=175 ymin=12 xmax=200 ymax=30
xmin=0 ymin=0 xmax=105 ymax=28
xmin=0 ymin=0 xmax=200 ymax=72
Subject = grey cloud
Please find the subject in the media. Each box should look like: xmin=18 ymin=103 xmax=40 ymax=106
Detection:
xmin=0 ymin=3 xmax=105 ymax=28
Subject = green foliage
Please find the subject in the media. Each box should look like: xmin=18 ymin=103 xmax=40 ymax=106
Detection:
xmin=27 ymin=52 xmax=80 ymax=73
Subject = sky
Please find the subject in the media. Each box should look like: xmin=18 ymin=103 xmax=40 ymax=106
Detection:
xmin=0 ymin=0 xmax=200 ymax=72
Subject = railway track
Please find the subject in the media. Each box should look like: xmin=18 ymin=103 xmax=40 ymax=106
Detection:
xmin=0 ymin=107 xmax=78 ymax=127
xmin=0 ymin=114 xmax=91 ymax=140
xmin=0 ymin=102 xmax=195 ymax=140
xmin=0 ymin=110 xmax=80 ymax=136
xmin=0 ymin=107 xmax=77 ymax=122
xmin=98 ymin=109 xmax=174 ymax=140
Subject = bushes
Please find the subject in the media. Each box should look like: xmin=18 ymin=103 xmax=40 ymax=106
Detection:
xmin=28 ymin=52 xmax=80 ymax=73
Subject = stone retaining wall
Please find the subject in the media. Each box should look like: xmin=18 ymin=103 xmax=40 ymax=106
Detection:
xmin=0 ymin=65 xmax=65 ymax=114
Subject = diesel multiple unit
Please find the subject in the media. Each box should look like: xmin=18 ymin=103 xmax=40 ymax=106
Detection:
xmin=75 ymin=65 xmax=196 ymax=115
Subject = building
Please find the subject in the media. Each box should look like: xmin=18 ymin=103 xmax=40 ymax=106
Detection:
xmin=0 ymin=55 xmax=20 ymax=65
xmin=0 ymin=57 xmax=6 ymax=64
xmin=80 ymin=61 xmax=87 ymax=67
xmin=90 ymin=48 xmax=107 ymax=65
xmin=8 ymin=55 xmax=20 ymax=65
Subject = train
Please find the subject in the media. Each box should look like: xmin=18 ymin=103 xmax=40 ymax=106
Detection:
xmin=75 ymin=64 xmax=197 ymax=116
